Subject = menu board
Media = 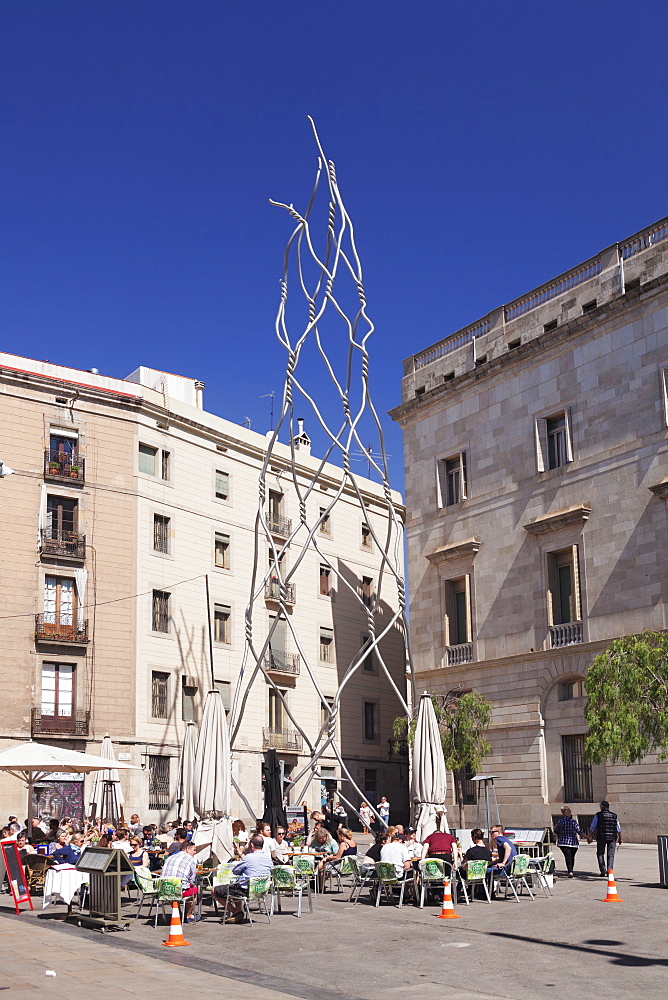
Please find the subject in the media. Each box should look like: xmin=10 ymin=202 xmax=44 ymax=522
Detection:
xmin=286 ymin=806 xmax=308 ymax=838
xmin=0 ymin=840 xmax=33 ymax=914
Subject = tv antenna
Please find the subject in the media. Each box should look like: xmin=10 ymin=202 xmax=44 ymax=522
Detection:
xmin=260 ymin=391 xmax=276 ymax=431
xmin=352 ymin=443 xmax=390 ymax=479
xmin=243 ymin=416 xmax=252 ymax=430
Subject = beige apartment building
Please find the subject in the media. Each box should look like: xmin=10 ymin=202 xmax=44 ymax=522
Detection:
xmin=391 ymin=216 xmax=668 ymax=843
xmin=0 ymin=353 xmax=407 ymax=828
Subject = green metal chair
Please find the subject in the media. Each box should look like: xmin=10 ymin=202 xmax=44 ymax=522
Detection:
xmin=464 ymin=859 xmax=491 ymax=903
xmin=211 ymin=862 xmax=236 ymax=915
xmin=154 ymin=876 xmax=186 ymax=927
xmin=271 ymin=864 xmax=313 ymax=917
xmin=347 ymin=855 xmax=377 ymax=904
xmin=374 ymin=861 xmax=410 ymax=907
xmin=221 ymin=875 xmax=273 ymax=927
xmin=527 ymin=852 xmax=554 ymax=897
xmin=495 ymin=854 xmax=535 ymax=902
xmin=292 ymin=854 xmax=319 ymax=895
xmin=133 ymin=865 xmax=160 ymax=921
xmin=417 ymin=857 xmax=451 ymax=908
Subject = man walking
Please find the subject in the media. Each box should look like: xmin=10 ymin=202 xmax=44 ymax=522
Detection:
xmin=588 ymin=801 xmax=622 ymax=876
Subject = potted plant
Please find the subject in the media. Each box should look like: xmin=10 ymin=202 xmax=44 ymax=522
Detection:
xmin=69 ymin=465 xmax=80 ymax=478
xmin=291 ymin=834 xmax=304 ymax=849
xmin=48 ymin=460 xmax=59 ymax=473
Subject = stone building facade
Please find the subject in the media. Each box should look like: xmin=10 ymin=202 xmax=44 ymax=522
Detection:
xmin=0 ymin=353 xmax=407 ymax=828
xmin=391 ymin=216 xmax=668 ymax=843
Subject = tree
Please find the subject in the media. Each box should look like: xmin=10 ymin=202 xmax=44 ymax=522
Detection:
xmin=395 ymin=689 xmax=492 ymax=829
xmin=584 ymin=630 xmax=668 ymax=765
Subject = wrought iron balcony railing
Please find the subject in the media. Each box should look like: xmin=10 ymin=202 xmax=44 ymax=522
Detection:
xmin=549 ymin=621 xmax=583 ymax=648
xmin=446 ymin=642 xmax=473 ymax=666
xmin=265 ymin=579 xmax=296 ymax=605
xmin=44 ymin=450 xmax=85 ymax=483
xmin=40 ymin=528 xmax=86 ymax=560
xmin=262 ymin=727 xmax=303 ymax=752
xmin=266 ymin=512 xmax=292 ymax=537
xmin=31 ymin=708 xmax=90 ymax=737
xmin=264 ymin=650 xmax=300 ymax=675
xmin=35 ymin=614 xmax=89 ymax=644
xmin=388 ymin=737 xmax=409 ymax=759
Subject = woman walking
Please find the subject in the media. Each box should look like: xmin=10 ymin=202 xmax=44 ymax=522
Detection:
xmin=554 ymin=806 xmax=582 ymax=877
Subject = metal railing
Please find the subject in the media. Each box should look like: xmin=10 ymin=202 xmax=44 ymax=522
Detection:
xmin=446 ymin=642 xmax=473 ymax=666
xmin=35 ymin=614 xmax=89 ymax=644
xmin=264 ymin=650 xmax=300 ymax=675
xmin=40 ymin=529 xmax=86 ymax=559
xmin=44 ymin=450 xmax=85 ymax=483
xmin=265 ymin=579 xmax=296 ymax=605
xmin=31 ymin=708 xmax=90 ymax=737
xmin=262 ymin=727 xmax=303 ymax=752
xmin=388 ymin=737 xmax=409 ymax=759
xmin=621 ymin=218 xmax=668 ymax=260
xmin=505 ymin=258 xmax=602 ymax=321
xmin=549 ymin=621 xmax=583 ymax=648
xmin=414 ymin=317 xmax=491 ymax=371
xmin=266 ymin=512 xmax=292 ymax=537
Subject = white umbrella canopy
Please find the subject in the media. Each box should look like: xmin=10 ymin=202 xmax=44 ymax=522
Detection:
xmin=192 ymin=689 xmax=233 ymax=862
xmin=176 ymin=720 xmax=198 ymax=823
xmin=88 ymin=734 xmax=125 ymax=825
xmin=0 ymin=740 xmax=138 ymax=833
xmin=411 ymin=692 xmax=448 ymax=843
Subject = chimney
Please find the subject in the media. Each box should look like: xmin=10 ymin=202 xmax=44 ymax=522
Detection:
xmin=293 ymin=417 xmax=311 ymax=455
xmin=194 ymin=381 xmax=205 ymax=410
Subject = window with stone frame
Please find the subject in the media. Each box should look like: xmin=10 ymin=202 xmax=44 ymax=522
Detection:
xmin=535 ymin=409 xmax=573 ymax=472
xmin=437 ymin=452 xmax=468 ymax=507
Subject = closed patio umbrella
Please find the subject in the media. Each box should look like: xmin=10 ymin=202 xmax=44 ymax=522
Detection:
xmin=0 ymin=741 xmax=138 ymax=840
xmin=411 ymin=692 xmax=448 ymax=843
xmin=192 ymin=689 xmax=233 ymax=862
xmin=262 ymin=748 xmax=287 ymax=835
xmin=176 ymin=720 xmax=198 ymax=824
xmin=88 ymin=734 xmax=125 ymax=826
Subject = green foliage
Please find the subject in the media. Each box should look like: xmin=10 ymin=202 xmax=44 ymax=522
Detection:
xmin=394 ymin=690 xmax=492 ymax=772
xmin=584 ymin=630 xmax=668 ymax=765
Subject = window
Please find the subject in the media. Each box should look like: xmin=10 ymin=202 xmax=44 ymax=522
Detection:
xmin=214 ymin=679 xmax=231 ymax=713
xmin=215 ymin=532 xmax=230 ymax=569
xmin=321 ymin=696 xmax=335 ymax=730
xmin=46 ymin=496 xmax=77 ymax=538
xmin=151 ymin=671 xmax=169 ymax=718
xmin=360 ymin=576 xmax=373 ymax=608
xmin=535 ymin=409 xmax=573 ymax=471
xmin=153 ymin=514 xmax=170 ymax=553
xmin=561 ymin=734 xmax=592 ymax=802
xmin=152 ymin=590 xmax=170 ymax=633
xmin=363 ymin=701 xmax=379 ymax=742
xmin=268 ymin=490 xmax=283 ymax=518
xmin=361 ymin=523 xmax=372 ymax=549
xmin=547 ymin=547 xmax=581 ymax=625
xmin=139 ymin=444 xmax=157 ymax=475
xmin=213 ymin=604 xmax=231 ymax=644
xmin=319 ymin=626 xmax=333 ymax=662
xmin=437 ymin=453 xmax=467 ymax=507
xmin=161 ymin=450 xmax=170 ymax=480
xmin=41 ymin=663 xmax=74 ymax=718
xmin=269 ymin=614 xmax=287 ymax=658
xmin=661 ymin=367 xmax=668 ymax=426
xmin=44 ymin=575 xmax=76 ymax=625
xmin=454 ymin=765 xmax=477 ymax=806
xmin=364 ymin=768 xmax=377 ymax=798
xmin=148 ymin=755 xmax=170 ymax=809
xmin=215 ymin=470 xmax=230 ymax=501
xmin=444 ymin=577 xmax=471 ymax=647
xmin=182 ymin=677 xmax=197 ymax=722
xmin=361 ymin=635 xmax=375 ymax=672
xmin=268 ymin=688 xmax=286 ymax=731
xmin=319 ymin=564 xmax=331 ymax=596
xmin=49 ymin=429 xmax=78 ymax=464
xmin=558 ymin=679 xmax=585 ymax=701
xmin=319 ymin=507 xmax=331 ymax=535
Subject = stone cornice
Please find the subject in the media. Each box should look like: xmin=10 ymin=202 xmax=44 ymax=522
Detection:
xmin=426 ymin=537 xmax=481 ymax=564
xmin=523 ymin=504 xmax=591 ymax=535
xmin=649 ymin=479 xmax=668 ymax=499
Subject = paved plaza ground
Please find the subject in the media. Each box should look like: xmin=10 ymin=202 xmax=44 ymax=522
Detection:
xmin=1 ymin=842 xmax=667 ymax=1000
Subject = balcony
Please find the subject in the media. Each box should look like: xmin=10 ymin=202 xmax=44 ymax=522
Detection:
xmin=35 ymin=614 xmax=89 ymax=645
xmin=388 ymin=737 xmax=409 ymax=759
xmin=44 ymin=450 xmax=85 ymax=484
xmin=265 ymin=579 xmax=297 ymax=605
xmin=31 ymin=708 xmax=90 ymax=737
xmin=40 ymin=529 xmax=86 ymax=560
xmin=262 ymin=727 xmax=303 ymax=752
xmin=549 ymin=621 xmax=583 ymax=648
xmin=264 ymin=650 xmax=300 ymax=676
xmin=446 ymin=642 xmax=473 ymax=666
xmin=266 ymin=512 xmax=292 ymax=538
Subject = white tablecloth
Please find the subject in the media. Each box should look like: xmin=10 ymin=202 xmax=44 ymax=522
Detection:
xmin=43 ymin=865 xmax=89 ymax=908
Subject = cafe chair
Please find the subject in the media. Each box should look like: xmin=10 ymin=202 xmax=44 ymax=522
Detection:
xmin=271 ymin=865 xmax=313 ymax=917
xmin=463 ymin=859 xmax=492 ymax=903
xmin=495 ymin=854 xmax=535 ymax=903
xmin=154 ymin=876 xmax=187 ymax=927
xmin=292 ymin=854 xmax=319 ymax=895
xmin=24 ymin=854 xmax=51 ymax=894
xmin=374 ymin=861 xmax=410 ymax=908
xmin=347 ymin=856 xmax=377 ymax=904
xmin=211 ymin=863 xmax=236 ymax=916
xmin=221 ymin=875 xmax=273 ymax=927
xmin=133 ymin=865 xmax=160 ymax=921
xmin=527 ymin=852 xmax=554 ymax=897
xmin=417 ymin=858 xmax=450 ymax=908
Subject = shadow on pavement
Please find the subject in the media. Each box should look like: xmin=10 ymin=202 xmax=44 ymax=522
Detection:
xmin=489 ymin=930 xmax=668 ymax=968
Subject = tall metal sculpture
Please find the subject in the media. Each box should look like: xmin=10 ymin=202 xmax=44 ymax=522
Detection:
xmin=230 ymin=120 xmax=415 ymax=826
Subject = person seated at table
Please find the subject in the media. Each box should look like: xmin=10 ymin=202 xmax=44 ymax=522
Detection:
xmin=421 ymin=814 xmax=460 ymax=867
xmin=394 ymin=824 xmax=406 ymax=841
xmin=167 ymin=828 xmax=189 ymax=855
xmin=48 ymin=829 xmax=69 ymax=856
xmin=489 ymin=825 xmax=517 ymax=876
xmin=127 ymin=814 xmax=142 ymax=835
xmin=309 ymin=825 xmax=338 ymax=857
xmin=15 ymin=833 xmax=35 ymax=861
xmin=271 ymin=826 xmax=291 ymax=864
xmin=161 ymin=840 xmax=199 ymax=922
xmin=362 ymin=832 xmax=388 ymax=864
xmin=182 ymin=820 xmax=194 ymax=839
xmin=249 ymin=822 xmax=277 ymax=858
xmin=112 ymin=829 xmax=132 ymax=854
xmin=232 ymin=819 xmax=248 ymax=852
xmin=213 ymin=835 xmax=273 ymax=924
xmin=128 ymin=837 xmax=149 ymax=868
xmin=380 ymin=832 xmax=412 ymax=878
xmin=52 ymin=833 xmax=84 ymax=866
xmin=317 ymin=827 xmax=357 ymax=886
xmin=404 ymin=828 xmax=422 ymax=859
xmin=461 ymin=828 xmax=492 ymax=869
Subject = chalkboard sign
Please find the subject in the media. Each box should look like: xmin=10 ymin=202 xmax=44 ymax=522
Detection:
xmin=0 ymin=840 xmax=33 ymax=914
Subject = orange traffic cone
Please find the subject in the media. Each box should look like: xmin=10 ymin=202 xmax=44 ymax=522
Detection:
xmin=437 ymin=878 xmax=461 ymax=919
xmin=162 ymin=901 xmax=192 ymax=947
xmin=602 ymin=870 xmax=623 ymax=902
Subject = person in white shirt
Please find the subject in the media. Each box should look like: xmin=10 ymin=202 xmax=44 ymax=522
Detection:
xmin=112 ymin=829 xmax=132 ymax=854
xmin=250 ymin=822 xmax=277 ymax=858
xmin=271 ymin=826 xmax=291 ymax=863
xmin=377 ymin=797 xmax=390 ymax=825
xmin=404 ymin=827 xmax=422 ymax=859
xmin=380 ymin=833 xmax=411 ymax=877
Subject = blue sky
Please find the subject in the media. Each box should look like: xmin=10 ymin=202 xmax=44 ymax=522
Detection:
xmin=2 ymin=1 xmax=667 ymax=491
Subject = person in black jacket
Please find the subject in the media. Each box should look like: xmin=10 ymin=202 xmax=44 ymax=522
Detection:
xmin=587 ymin=801 xmax=622 ymax=876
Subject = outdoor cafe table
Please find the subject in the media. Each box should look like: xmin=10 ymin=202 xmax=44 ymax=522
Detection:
xmin=43 ymin=864 xmax=89 ymax=909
